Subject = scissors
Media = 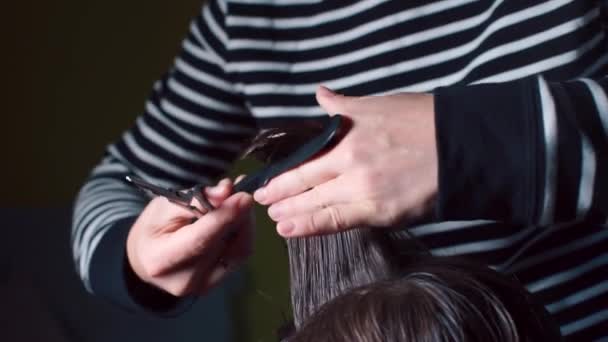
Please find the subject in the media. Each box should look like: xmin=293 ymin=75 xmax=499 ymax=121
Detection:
xmin=126 ymin=115 xmax=343 ymax=217
xmin=126 ymin=176 xmax=214 ymax=217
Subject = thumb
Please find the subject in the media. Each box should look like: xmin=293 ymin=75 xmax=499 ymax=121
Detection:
xmin=316 ymin=85 xmax=352 ymax=115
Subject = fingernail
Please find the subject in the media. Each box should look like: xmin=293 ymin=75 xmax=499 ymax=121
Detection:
xmin=268 ymin=204 xmax=281 ymax=220
xmin=254 ymin=188 xmax=267 ymax=204
xmin=277 ymin=221 xmax=294 ymax=235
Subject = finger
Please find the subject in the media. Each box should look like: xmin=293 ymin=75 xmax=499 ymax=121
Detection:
xmin=253 ymin=156 xmax=339 ymax=205
xmin=154 ymin=239 xmax=225 ymax=296
xmin=177 ymin=220 xmax=249 ymax=296
xmin=266 ymin=176 xmax=351 ymax=222
xmin=317 ymin=85 xmax=383 ymax=119
xmin=275 ymin=201 xmax=375 ymax=237
xmin=204 ymin=178 xmax=233 ymax=207
xmin=142 ymin=197 xmax=200 ymax=233
xmin=221 ymin=208 xmax=254 ymax=262
xmin=171 ymin=178 xmax=233 ymax=217
xmin=316 ymin=85 xmax=348 ymax=115
xmin=155 ymin=208 xmax=253 ymax=294
xmin=197 ymin=213 xmax=254 ymax=294
xmin=165 ymin=192 xmax=254 ymax=263
xmin=316 ymin=85 xmax=367 ymax=117
xmin=195 ymin=260 xmax=229 ymax=296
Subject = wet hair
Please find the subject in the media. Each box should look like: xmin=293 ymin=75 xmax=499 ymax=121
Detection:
xmin=244 ymin=121 xmax=561 ymax=341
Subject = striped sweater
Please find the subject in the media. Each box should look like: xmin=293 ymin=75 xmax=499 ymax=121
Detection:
xmin=72 ymin=0 xmax=608 ymax=339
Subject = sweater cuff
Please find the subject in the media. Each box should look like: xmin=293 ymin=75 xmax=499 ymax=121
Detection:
xmin=433 ymin=78 xmax=542 ymax=224
xmin=88 ymin=217 xmax=196 ymax=316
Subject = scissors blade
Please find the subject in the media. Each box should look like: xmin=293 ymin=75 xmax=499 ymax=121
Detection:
xmin=125 ymin=176 xmax=208 ymax=216
xmin=125 ymin=176 xmax=183 ymax=200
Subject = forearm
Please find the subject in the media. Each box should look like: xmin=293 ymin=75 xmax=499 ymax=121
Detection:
xmin=71 ymin=166 xmax=145 ymax=294
xmin=434 ymin=75 xmax=608 ymax=225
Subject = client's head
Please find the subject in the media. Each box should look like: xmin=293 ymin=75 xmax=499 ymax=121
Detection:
xmin=287 ymin=256 xmax=561 ymax=342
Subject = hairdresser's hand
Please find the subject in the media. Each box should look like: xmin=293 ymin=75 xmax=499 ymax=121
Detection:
xmin=255 ymin=86 xmax=437 ymax=237
xmin=127 ymin=178 xmax=254 ymax=296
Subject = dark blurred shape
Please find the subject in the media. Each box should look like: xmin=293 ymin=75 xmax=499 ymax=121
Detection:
xmin=1 ymin=0 xmax=202 ymax=206
xmin=0 ymin=207 xmax=233 ymax=342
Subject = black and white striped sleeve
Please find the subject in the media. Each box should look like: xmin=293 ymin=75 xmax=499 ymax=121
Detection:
xmin=434 ymin=75 xmax=608 ymax=226
xmin=71 ymin=0 xmax=255 ymax=312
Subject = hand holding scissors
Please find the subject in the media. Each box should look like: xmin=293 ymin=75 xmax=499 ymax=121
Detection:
xmin=122 ymin=114 xmax=342 ymax=297
xmin=125 ymin=177 xmax=254 ymax=297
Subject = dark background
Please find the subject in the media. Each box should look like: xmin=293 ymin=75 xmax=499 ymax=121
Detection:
xmin=2 ymin=1 xmax=289 ymax=341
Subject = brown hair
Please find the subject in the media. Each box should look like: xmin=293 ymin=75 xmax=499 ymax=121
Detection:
xmin=287 ymin=256 xmax=561 ymax=342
